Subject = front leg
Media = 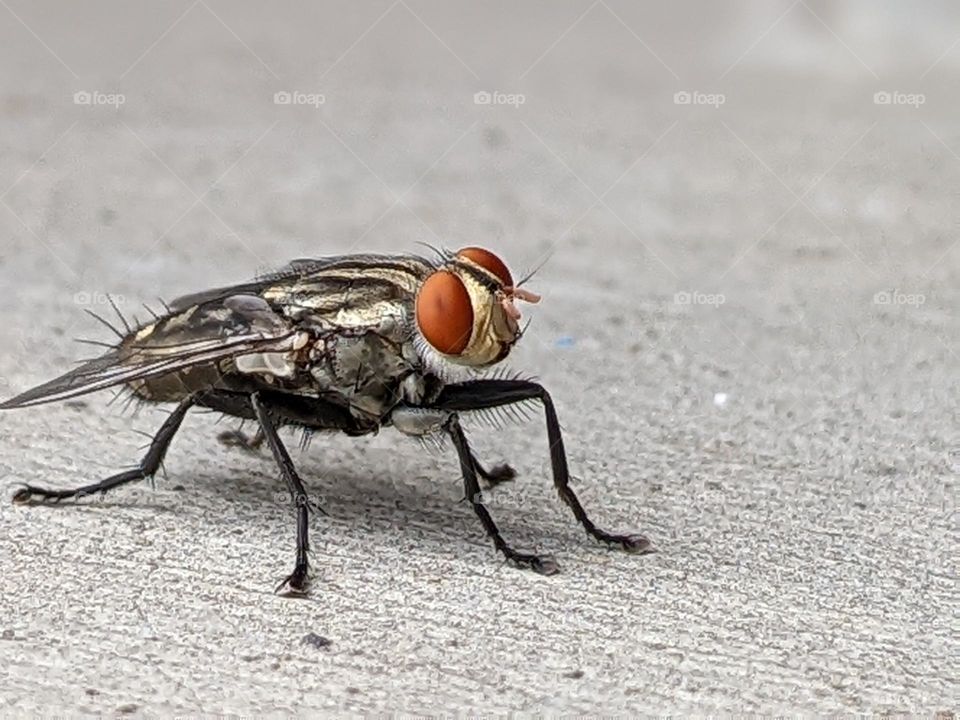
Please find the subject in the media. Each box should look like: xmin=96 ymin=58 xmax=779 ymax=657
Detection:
xmin=432 ymin=380 xmax=651 ymax=554
xmin=445 ymin=414 xmax=558 ymax=575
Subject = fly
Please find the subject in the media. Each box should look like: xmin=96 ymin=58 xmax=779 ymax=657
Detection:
xmin=2 ymin=246 xmax=650 ymax=594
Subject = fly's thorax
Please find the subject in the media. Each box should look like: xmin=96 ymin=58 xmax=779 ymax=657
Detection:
xmin=306 ymin=328 xmax=415 ymax=413
xmin=414 ymin=247 xmax=540 ymax=368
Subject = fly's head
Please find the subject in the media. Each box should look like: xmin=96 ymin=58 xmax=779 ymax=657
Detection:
xmin=415 ymin=246 xmax=540 ymax=368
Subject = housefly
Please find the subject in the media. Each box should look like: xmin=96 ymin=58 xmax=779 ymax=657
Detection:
xmin=2 ymin=247 xmax=650 ymax=594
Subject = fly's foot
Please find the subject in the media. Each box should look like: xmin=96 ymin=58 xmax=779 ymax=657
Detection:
xmin=12 ymin=484 xmax=78 ymax=505
xmin=479 ymin=463 xmax=516 ymax=488
xmin=217 ymin=429 xmax=264 ymax=453
xmin=620 ymin=533 xmax=653 ymax=554
xmin=595 ymin=531 xmax=653 ymax=555
xmin=12 ymin=486 xmax=38 ymax=504
xmin=275 ymin=565 xmax=311 ymax=597
xmin=505 ymin=551 xmax=560 ymax=576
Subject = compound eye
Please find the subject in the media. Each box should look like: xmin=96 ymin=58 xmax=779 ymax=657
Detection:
xmin=456 ymin=246 xmax=513 ymax=288
xmin=416 ymin=270 xmax=474 ymax=355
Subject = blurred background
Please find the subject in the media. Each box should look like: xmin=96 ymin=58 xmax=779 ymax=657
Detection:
xmin=0 ymin=1 xmax=956 ymax=714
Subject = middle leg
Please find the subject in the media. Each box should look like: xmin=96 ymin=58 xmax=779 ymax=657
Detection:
xmin=250 ymin=392 xmax=315 ymax=595
xmin=390 ymin=405 xmax=515 ymax=488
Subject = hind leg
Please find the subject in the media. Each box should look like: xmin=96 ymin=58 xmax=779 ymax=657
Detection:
xmin=12 ymin=397 xmax=195 ymax=504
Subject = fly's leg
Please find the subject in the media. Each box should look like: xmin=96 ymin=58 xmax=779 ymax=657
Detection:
xmin=12 ymin=397 xmax=195 ymax=504
xmin=250 ymin=392 xmax=313 ymax=596
xmin=217 ymin=426 xmax=265 ymax=453
xmin=446 ymin=414 xmax=559 ymax=575
xmin=433 ymin=380 xmax=652 ymax=554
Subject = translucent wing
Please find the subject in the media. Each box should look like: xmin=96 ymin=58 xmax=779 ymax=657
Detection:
xmin=0 ymin=294 xmax=298 ymax=409
xmin=166 ymin=255 xmax=398 ymax=311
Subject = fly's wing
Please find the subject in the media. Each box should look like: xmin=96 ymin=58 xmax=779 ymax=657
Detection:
xmin=0 ymin=294 xmax=299 ymax=409
xmin=166 ymin=254 xmax=432 ymax=312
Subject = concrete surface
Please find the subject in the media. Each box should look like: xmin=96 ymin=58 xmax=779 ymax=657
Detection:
xmin=0 ymin=1 xmax=957 ymax=715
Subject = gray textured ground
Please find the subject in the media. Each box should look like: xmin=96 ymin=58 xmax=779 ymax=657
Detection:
xmin=0 ymin=1 xmax=957 ymax=715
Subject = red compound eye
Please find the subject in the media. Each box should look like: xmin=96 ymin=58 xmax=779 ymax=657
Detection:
xmin=416 ymin=270 xmax=474 ymax=355
xmin=456 ymin=246 xmax=513 ymax=288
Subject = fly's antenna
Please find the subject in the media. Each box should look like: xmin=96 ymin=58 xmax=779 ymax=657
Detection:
xmin=83 ymin=308 xmax=125 ymax=339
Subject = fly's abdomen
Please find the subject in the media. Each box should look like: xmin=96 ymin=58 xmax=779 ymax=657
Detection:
xmin=126 ymin=364 xmax=226 ymax=402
